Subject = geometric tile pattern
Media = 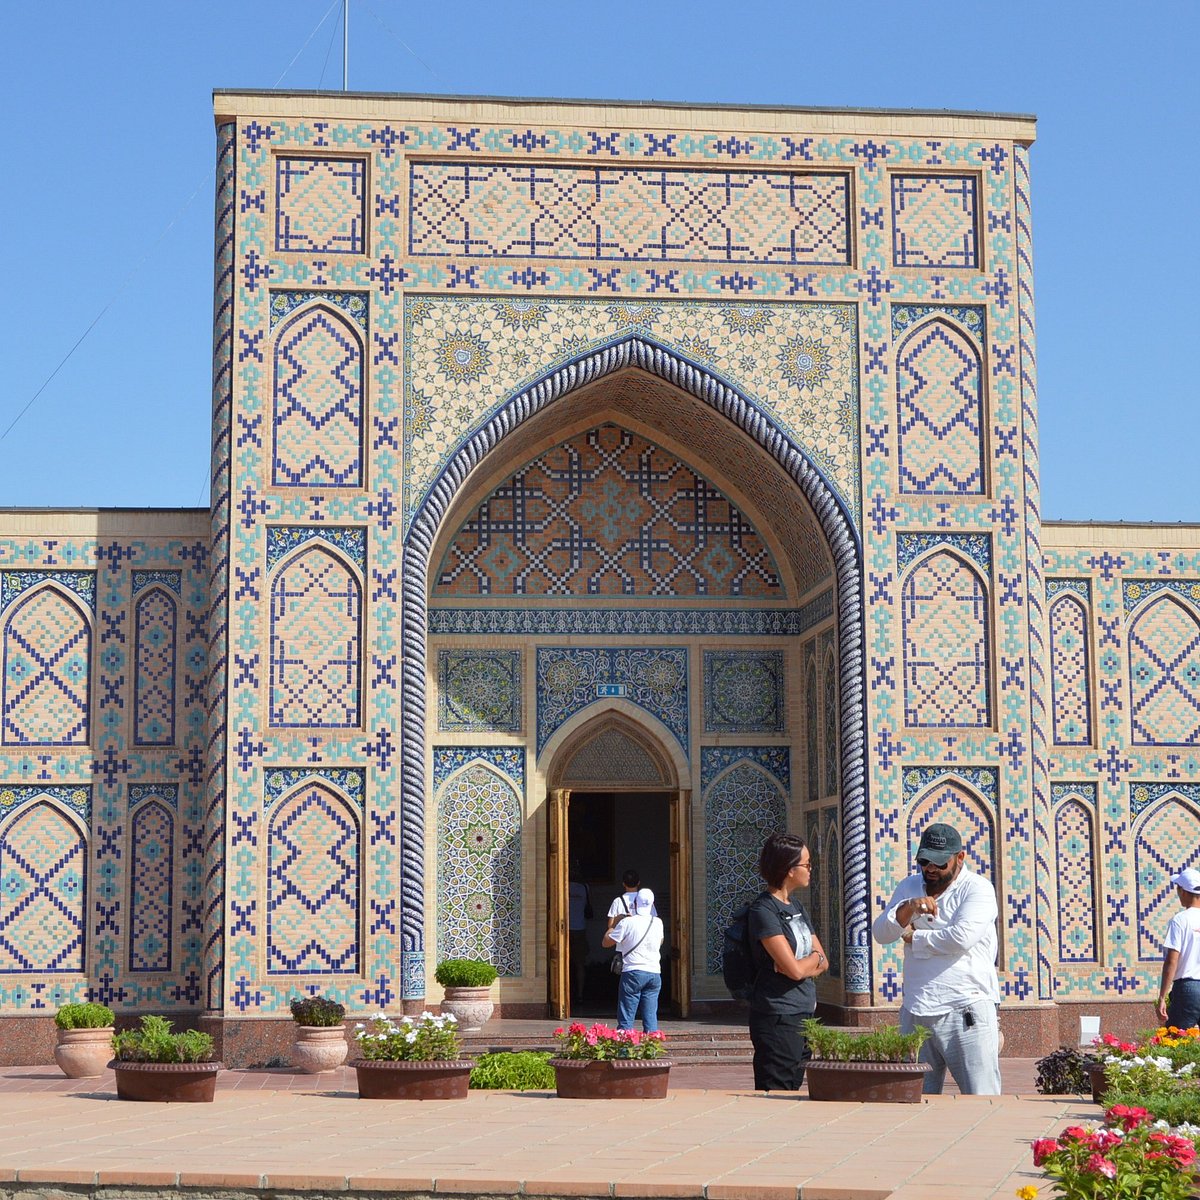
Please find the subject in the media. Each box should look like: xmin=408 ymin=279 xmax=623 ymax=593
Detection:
xmin=404 ymin=298 xmax=859 ymax=534
xmin=133 ymin=588 xmax=176 ymax=747
xmin=823 ymin=809 xmax=842 ymax=979
xmin=435 ymin=751 xmax=522 ymax=975
xmin=895 ymin=319 xmax=984 ymax=494
xmin=904 ymin=774 xmax=995 ymax=886
xmin=272 ymin=306 xmax=364 ymax=487
xmin=701 ymin=747 xmax=788 ymax=974
xmin=1049 ymin=594 xmax=1092 ymax=746
xmin=268 ymin=546 xmax=361 ymax=727
xmin=0 ymin=801 xmax=86 ymax=972
xmin=890 ymin=174 xmax=979 ymax=269
xmin=275 ymin=156 xmax=365 ymax=255
xmin=1128 ymin=596 xmax=1200 ymax=745
xmin=2 ymin=587 xmax=91 ymax=746
xmin=804 ymin=646 xmax=820 ymax=803
xmin=129 ymin=800 xmax=173 ymax=973
xmin=265 ymin=526 xmax=366 ymax=572
xmin=536 ymin=646 xmax=688 ymax=754
xmin=409 ymin=163 xmax=852 ymax=266
xmin=434 ymin=424 xmax=783 ymax=598
xmin=437 ymin=650 xmax=521 ymax=733
xmin=266 ymin=783 xmax=360 ymax=974
xmin=1053 ymin=792 xmax=1097 ymax=963
xmin=822 ymin=639 xmax=839 ymax=797
xmin=901 ymin=551 xmax=991 ymax=727
xmin=702 ymin=650 xmax=784 ymax=733
xmin=1134 ymin=793 xmax=1200 ymax=960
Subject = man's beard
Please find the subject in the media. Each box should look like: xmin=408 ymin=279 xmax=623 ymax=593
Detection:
xmin=923 ymin=861 xmax=961 ymax=896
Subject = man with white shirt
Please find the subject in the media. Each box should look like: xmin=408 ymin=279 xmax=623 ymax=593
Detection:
xmin=603 ymin=887 xmax=664 ymax=1032
xmin=871 ymin=822 xmax=1001 ymax=1094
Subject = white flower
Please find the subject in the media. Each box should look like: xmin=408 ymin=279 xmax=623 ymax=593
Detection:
xmin=354 ymin=1022 xmax=365 ymax=1030
xmin=405 ymin=1031 xmax=418 ymax=1044
xmin=443 ymin=1013 xmax=458 ymax=1023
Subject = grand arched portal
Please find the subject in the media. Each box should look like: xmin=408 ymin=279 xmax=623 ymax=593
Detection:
xmin=408 ymin=337 xmax=868 ymax=1011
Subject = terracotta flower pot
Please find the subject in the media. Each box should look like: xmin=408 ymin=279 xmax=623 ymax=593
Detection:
xmin=805 ymin=1060 xmax=931 ymax=1103
xmin=109 ymin=1059 xmax=222 ymax=1102
xmin=1087 ymin=1059 xmax=1108 ymax=1105
xmin=549 ymin=1058 xmax=672 ymax=1099
xmin=54 ymin=1027 xmax=115 ymax=1078
xmin=351 ymin=1058 xmax=473 ymax=1099
xmin=290 ymin=1025 xmax=348 ymax=1073
xmin=440 ymin=986 xmax=494 ymax=1032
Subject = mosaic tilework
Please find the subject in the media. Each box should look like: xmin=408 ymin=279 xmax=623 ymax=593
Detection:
xmin=702 ymin=650 xmax=784 ymax=734
xmin=272 ymin=304 xmax=364 ymax=487
xmin=1128 ymin=595 xmax=1200 ymax=745
xmin=2 ymin=587 xmax=91 ymax=746
xmin=275 ymin=156 xmax=366 ymax=254
xmin=822 ymin=637 xmax=839 ymax=797
xmin=434 ymin=750 xmax=522 ymax=975
xmin=822 ymin=809 xmax=841 ymax=978
xmin=1052 ymin=791 xmax=1096 ymax=963
xmin=265 ymin=526 xmax=366 ymax=572
xmin=536 ymin=647 xmax=687 ymax=754
xmin=901 ymin=551 xmax=991 ymax=728
xmin=701 ymin=747 xmax=788 ymax=974
xmin=267 ymin=783 xmax=360 ymax=974
xmin=1133 ymin=794 xmax=1200 ymax=960
xmin=895 ymin=318 xmax=984 ymax=494
xmin=560 ymin=725 xmax=666 ymax=785
xmin=129 ymin=801 xmax=173 ymax=972
xmin=1 ymin=571 xmax=95 ymax=612
xmin=804 ymin=647 xmax=819 ymax=802
xmin=890 ymin=174 xmax=979 ymax=269
xmin=404 ymin=299 xmax=859 ymax=532
xmin=0 ymin=802 xmax=86 ymax=972
xmin=435 ymin=424 xmax=782 ymax=598
xmin=437 ymin=650 xmax=521 ymax=733
xmin=264 ymin=768 xmax=365 ymax=811
xmin=268 ymin=546 xmax=361 ymax=727
xmin=904 ymin=772 xmax=995 ymax=884
xmin=1049 ymin=593 xmax=1092 ymax=746
xmin=133 ymin=588 xmax=176 ymax=747
xmin=409 ymin=162 xmax=851 ymax=265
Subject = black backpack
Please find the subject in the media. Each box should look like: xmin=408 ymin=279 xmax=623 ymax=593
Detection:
xmin=721 ymin=901 xmax=757 ymax=1000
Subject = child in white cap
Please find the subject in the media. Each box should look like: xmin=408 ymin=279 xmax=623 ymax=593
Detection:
xmin=1158 ymin=866 xmax=1200 ymax=1030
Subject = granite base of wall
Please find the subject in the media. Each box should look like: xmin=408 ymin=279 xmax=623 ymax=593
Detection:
xmin=1054 ymin=999 xmax=1162 ymax=1047
xmin=0 ymin=1013 xmax=204 ymax=1067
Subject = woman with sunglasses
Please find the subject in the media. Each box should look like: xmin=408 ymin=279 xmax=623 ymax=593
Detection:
xmin=746 ymin=831 xmax=829 ymax=1091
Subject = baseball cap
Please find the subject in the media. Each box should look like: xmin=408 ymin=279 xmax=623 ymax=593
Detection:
xmin=635 ymin=887 xmax=655 ymax=913
xmin=1170 ymin=867 xmax=1200 ymax=895
xmin=917 ymin=823 xmax=963 ymax=866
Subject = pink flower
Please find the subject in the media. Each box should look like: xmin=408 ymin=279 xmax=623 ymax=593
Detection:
xmin=1061 ymin=1126 xmax=1091 ymax=1143
xmin=1105 ymin=1103 xmax=1148 ymax=1130
xmin=1084 ymin=1154 xmax=1117 ymax=1180
xmin=1031 ymin=1138 xmax=1060 ymax=1166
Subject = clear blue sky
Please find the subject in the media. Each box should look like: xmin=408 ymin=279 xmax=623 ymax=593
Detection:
xmin=2 ymin=1 xmax=1196 ymax=520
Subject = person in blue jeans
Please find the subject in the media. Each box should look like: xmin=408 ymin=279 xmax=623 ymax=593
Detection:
xmin=603 ymin=887 xmax=664 ymax=1031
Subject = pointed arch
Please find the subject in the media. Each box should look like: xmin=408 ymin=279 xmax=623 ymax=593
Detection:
xmin=403 ymin=335 xmax=868 ymax=1000
xmin=272 ymin=303 xmax=364 ymax=488
xmin=804 ymin=654 xmax=820 ymax=802
xmin=266 ymin=782 xmax=360 ymax=974
xmin=1049 ymin=593 xmax=1092 ymax=746
xmin=1128 ymin=594 xmax=1200 ymax=745
xmin=129 ymin=800 xmax=174 ymax=972
xmin=702 ymin=757 xmax=788 ymax=974
xmin=435 ymin=760 xmax=522 ymax=975
xmin=1134 ymin=795 xmax=1200 ymax=961
xmin=901 ymin=549 xmax=990 ymax=728
xmin=268 ymin=543 xmax=362 ymax=727
xmin=896 ymin=317 xmax=984 ymax=494
xmin=822 ymin=643 xmax=839 ymax=796
xmin=907 ymin=776 xmax=995 ymax=886
xmin=824 ymin=818 xmax=842 ymax=978
xmin=134 ymin=586 xmax=178 ymax=746
xmin=1052 ymin=795 xmax=1097 ymax=963
xmin=0 ymin=800 xmax=87 ymax=972
xmin=2 ymin=585 xmax=91 ymax=746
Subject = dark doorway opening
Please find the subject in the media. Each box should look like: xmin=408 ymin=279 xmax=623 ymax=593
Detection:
xmin=568 ymin=790 xmax=673 ymax=1017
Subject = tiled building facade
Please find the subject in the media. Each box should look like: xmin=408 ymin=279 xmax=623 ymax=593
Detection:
xmin=2 ymin=92 xmax=1197 ymax=1062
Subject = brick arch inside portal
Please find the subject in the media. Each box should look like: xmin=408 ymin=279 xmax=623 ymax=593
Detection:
xmin=402 ymin=335 xmax=867 ymax=1002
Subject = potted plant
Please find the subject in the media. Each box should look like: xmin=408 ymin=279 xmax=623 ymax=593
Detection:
xmin=288 ymin=995 xmax=348 ymax=1074
xmin=350 ymin=1012 xmax=473 ymax=1099
xmin=53 ymin=1002 xmax=116 ymax=1078
xmin=549 ymin=1022 xmax=671 ymax=1099
xmin=434 ymin=958 xmax=498 ymax=1032
xmin=800 ymin=1020 xmax=930 ymax=1103
xmin=109 ymin=1015 xmax=221 ymax=1102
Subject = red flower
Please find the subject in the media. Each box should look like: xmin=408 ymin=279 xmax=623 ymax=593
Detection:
xmin=1084 ymin=1154 xmax=1117 ymax=1179
xmin=1061 ymin=1126 xmax=1091 ymax=1143
xmin=1031 ymin=1138 xmax=1060 ymax=1166
xmin=1105 ymin=1103 xmax=1148 ymax=1130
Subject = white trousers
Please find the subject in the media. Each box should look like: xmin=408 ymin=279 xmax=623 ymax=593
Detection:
xmin=900 ymin=1001 xmax=1001 ymax=1095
